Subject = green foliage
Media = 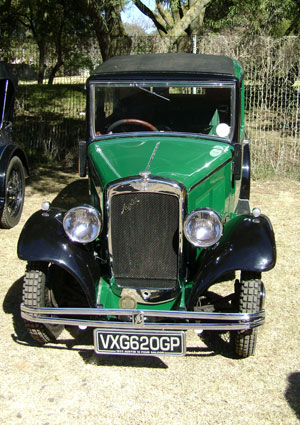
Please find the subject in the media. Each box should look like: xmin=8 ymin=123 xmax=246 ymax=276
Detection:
xmin=204 ymin=0 xmax=300 ymax=36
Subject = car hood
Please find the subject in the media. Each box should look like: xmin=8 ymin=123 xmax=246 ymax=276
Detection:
xmin=88 ymin=135 xmax=233 ymax=192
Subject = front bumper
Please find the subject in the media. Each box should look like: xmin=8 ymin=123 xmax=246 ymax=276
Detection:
xmin=21 ymin=305 xmax=265 ymax=331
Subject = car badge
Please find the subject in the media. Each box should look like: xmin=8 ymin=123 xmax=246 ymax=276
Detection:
xmin=138 ymin=171 xmax=150 ymax=190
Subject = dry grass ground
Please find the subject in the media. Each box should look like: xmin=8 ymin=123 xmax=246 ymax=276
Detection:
xmin=0 ymin=167 xmax=299 ymax=425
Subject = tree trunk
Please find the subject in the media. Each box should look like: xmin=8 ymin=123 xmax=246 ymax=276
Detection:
xmin=48 ymin=60 xmax=64 ymax=85
xmin=80 ymin=0 xmax=132 ymax=62
xmin=37 ymin=43 xmax=46 ymax=84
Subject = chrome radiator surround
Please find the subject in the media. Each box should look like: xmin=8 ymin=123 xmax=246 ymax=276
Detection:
xmin=106 ymin=175 xmax=186 ymax=303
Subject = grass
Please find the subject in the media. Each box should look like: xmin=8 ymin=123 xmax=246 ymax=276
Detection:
xmin=0 ymin=167 xmax=299 ymax=424
xmin=16 ymin=83 xmax=86 ymax=120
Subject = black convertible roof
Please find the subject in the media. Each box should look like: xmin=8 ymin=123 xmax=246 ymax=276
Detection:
xmin=90 ymin=53 xmax=241 ymax=79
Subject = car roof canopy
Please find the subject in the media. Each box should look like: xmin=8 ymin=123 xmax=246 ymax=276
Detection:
xmin=90 ymin=53 xmax=243 ymax=81
xmin=0 ymin=62 xmax=17 ymax=127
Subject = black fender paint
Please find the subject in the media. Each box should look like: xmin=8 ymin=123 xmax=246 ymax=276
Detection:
xmin=240 ymin=141 xmax=250 ymax=199
xmin=0 ymin=143 xmax=29 ymax=204
xmin=188 ymin=213 xmax=276 ymax=307
xmin=17 ymin=209 xmax=101 ymax=307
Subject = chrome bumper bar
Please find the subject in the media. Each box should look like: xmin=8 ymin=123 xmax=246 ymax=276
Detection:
xmin=21 ymin=304 xmax=265 ymax=331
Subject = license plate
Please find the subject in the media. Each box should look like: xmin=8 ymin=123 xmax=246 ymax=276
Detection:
xmin=94 ymin=329 xmax=185 ymax=356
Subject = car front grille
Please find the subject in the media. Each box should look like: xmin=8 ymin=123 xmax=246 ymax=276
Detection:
xmin=110 ymin=191 xmax=179 ymax=290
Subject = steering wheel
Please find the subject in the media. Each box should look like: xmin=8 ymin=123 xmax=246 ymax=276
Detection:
xmin=107 ymin=119 xmax=157 ymax=133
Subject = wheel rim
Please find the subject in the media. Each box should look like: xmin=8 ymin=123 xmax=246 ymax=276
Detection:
xmin=6 ymin=166 xmax=23 ymax=218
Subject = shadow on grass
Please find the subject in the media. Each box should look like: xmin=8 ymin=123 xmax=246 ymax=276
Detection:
xmin=200 ymin=331 xmax=238 ymax=359
xmin=2 ymin=276 xmax=32 ymax=344
xmin=25 ymin=165 xmax=90 ymax=209
xmin=26 ymin=165 xmax=83 ymax=197
xmin=285 ymin=372 xmax=300 ymax=420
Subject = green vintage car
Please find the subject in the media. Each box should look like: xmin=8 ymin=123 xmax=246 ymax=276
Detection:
xmin=18 ymin=54 xmax=276 ymax=358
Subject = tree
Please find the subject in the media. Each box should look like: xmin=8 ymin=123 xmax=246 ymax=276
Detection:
xmin=46 ymin=1 xmax=92 ymax=84
xmin=131 ymin=0 xmax=211 ymax=50
xmin=0 ymin=1 xmax=22 ymax=55
xmin=204 ymin=0 xmax=300 ymax=36
xmin=78 ymin=0 xmax=132 ymax=61
xmin=0 ymin=0 xmax=94 ymax=84
xmin=15 ymin=0 xmax=59 ymax=83
xmin=132 ymin=0 xmax=300 ymax=40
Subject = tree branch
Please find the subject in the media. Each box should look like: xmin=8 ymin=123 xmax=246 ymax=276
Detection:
xmin=156 ymin=0 xmax=174 ymax=28
xmin=168 ymin=0 xmax=211 ymax=37
xmin=132 ymin=0 xmax=168 ymax=34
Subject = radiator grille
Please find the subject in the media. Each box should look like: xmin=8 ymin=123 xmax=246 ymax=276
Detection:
xmin=110 ymin=192 xmax=179 ymax=289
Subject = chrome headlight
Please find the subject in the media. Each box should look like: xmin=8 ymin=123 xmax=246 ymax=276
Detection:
xmin=63 ymin=205 xmax=102 ymax=243
xmin=184 ymin=208 xmax=223 ymax=248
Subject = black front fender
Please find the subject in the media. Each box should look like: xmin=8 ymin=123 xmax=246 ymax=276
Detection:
xmin=189 ymin=214 xmax=276 ymax=306
xmin=17 ymin=209 xmax=101 ymax=307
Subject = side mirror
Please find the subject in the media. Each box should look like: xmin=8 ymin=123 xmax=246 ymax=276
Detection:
xmin=78 ymin=141 xmax=87 ymax=177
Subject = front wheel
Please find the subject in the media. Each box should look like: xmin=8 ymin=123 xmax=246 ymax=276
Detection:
xmin=22 ymin=262 xmax=64 ymax=344
xmin=233 ymin=279 xmax=264 ymax=358
xmin=0 ymin=156 xmax=25 ymax=228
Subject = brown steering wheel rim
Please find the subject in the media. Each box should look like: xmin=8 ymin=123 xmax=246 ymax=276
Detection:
xmin=107 ymin=118 xmax=157 ymax=133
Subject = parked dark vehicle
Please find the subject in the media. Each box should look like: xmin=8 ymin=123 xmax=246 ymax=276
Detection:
xmin=18 ymin=54 xmax=276 ymax=358
xmin=0 ymin=62 xmax=28 ymax=228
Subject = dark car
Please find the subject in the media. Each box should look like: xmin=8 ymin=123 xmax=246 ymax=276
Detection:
xmin=0 ymin=62 xmax=28 ymax=228
xmin=18 ymin=54 xmax=276 ymax=358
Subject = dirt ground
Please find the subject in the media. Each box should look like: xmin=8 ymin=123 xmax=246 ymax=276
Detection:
xmin=0 ymin=167 xmax=299 ymax=425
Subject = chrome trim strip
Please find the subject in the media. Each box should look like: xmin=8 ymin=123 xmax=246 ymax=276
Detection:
xmin=21 ymin=304 xmax=265 ymax=332
xmin=145 ymin=141 xmax=160 ymax=172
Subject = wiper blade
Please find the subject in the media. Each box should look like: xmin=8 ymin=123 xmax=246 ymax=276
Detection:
xmin=135 ymin=84 xmax=170 ymax=102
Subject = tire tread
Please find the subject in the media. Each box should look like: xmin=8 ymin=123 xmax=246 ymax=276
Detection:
xmin=22 ymin=262 xmax=63 ymax=344
xmin=234 ymin=279 xmax=261 ymax=358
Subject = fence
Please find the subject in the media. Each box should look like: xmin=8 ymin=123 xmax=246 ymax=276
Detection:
xmin=1 ymin=35 xmax=300 ymax=178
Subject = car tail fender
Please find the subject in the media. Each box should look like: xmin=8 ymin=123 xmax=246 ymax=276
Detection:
xmin=17 ymin=209 xmax=101 ymax=307
xmin=188 ymin=213 xmax=276 ymax=307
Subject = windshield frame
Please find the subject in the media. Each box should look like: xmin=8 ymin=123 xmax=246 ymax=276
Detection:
xmin=88 ymin=80 xmax=237 ymax=143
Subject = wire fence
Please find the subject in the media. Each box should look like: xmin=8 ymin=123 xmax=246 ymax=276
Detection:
xmin=1 ymin=35 xmax=300 ymax=178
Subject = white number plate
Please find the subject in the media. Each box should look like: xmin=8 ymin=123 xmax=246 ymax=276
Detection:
xmin=94 ymin=329 xmax=185 ymax=356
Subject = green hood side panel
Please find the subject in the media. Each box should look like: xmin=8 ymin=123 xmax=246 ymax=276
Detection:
xmin=88 ymin=135 xmax=233 ymax=193
xmin=187 ymin=159 xmax=235 ymax=217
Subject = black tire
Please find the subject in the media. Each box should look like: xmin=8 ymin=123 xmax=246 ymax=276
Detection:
xmin=233 ymin=279 xmax=262 ymax=358
xmin=0 ymin=156 xmax=25 ymax=228
xmin=22 ymin=262 xmax=64 ymax=344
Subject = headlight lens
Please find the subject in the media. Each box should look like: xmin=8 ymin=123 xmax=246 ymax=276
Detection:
xmin=63 ymin=205 xmax=102 ymax=243
xmin=184 ymin=208 xmax=223 ymax=248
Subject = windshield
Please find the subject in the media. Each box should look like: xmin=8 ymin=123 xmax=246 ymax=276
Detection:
xmin=91 ymin=82 xmax=234 ymax=140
